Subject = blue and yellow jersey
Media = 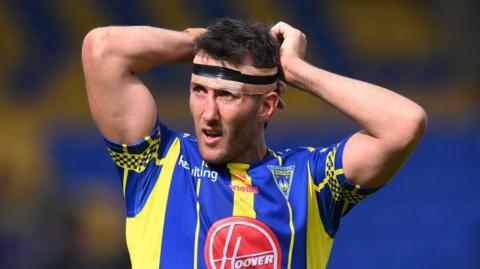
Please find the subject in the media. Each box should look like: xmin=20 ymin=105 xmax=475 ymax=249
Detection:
xmin=105 ymin=121 xmax=377 ymax=269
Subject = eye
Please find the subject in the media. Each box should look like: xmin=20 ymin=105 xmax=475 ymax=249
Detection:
xmin=192 ymin=85 xmax=206 ymax=92
xmin=216 ymin=90 xmax=240 ymax=101
xmin=191 ymin=85 xmax=207 ymax=95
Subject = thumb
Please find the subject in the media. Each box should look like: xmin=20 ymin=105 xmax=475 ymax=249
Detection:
xmin=184 ymin=28 xmax=207 ymax=39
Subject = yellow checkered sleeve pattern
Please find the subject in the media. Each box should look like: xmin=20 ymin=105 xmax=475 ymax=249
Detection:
xmin=107 ymin=136 xmax=160 ymax=173
xmin=325 ymin=144 xmax=367 ymax=204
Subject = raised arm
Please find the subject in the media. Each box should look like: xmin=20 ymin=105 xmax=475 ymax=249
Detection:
xmin=271 ymin=22 xmax=427 ymax=188
xmin=81 ymin=26 xmax=195 ymax=144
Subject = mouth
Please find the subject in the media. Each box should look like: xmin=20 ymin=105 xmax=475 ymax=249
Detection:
xmin=201 ymin=128 xmax=223 ymax=146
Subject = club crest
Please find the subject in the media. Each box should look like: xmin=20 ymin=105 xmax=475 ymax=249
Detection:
xmin=267 ymin=165 xmax=295 ymax=199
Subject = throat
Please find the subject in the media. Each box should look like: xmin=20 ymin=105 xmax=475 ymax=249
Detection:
xmin=230 ymin=144 xmax=268 ymax=164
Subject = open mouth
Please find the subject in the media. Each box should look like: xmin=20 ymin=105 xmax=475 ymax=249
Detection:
xmin=202 ymin=129 xmax=223 ymax=145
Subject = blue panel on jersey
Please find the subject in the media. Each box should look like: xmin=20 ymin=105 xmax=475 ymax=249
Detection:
xmin=281 ymin=149 xmax=311 ymax=269
xmin=251 ymin=159 xmax=292 ymax=268
xmin=159 ymin=138 xmax=198 ymax=268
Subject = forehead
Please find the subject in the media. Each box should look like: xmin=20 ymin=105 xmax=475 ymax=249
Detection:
xmin=190 ymin=54 xmax=251 ymax=94
xmin=191 ymin=51 xmax=279 ymax=96
xmin=190 ymin=77 xmax=243 ymax=96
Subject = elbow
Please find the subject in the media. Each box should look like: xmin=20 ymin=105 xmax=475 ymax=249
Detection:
xmin=410 ymin=105 xmax=428 ymax=142
xmin=82 ymin=27 xmax=114 ymax=69
xmin=395 ymin=105 xmax=428 ymax=150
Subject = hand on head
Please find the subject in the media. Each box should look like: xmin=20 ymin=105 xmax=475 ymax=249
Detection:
xmin=184 ymin=27 xmax=207 ymax=39
xmin=271 ymin=22 xmax=307 ymax=61
xmin=270 ymin=22 xmax=307 ymax=84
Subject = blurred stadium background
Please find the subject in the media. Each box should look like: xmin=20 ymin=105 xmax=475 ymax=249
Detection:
xmin=0 ymin=1 xmax=478 ymax=268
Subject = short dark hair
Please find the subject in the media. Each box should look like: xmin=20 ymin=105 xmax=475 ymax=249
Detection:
xmin=194 ymin=18 xmax=279 ymax=68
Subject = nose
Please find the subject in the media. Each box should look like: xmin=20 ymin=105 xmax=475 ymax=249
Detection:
xmin=202 ymin=91 xmax=220 ymax=124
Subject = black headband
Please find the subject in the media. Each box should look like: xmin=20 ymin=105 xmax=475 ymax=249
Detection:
xmin=192 ymin=63 xmax=278 ymax=85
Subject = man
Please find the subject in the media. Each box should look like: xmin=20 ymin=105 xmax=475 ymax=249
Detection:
xmin=82 ymin=18 xmax=426 ymax=269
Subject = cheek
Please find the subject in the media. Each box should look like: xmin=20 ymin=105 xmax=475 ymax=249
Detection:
xmin=189 ymin=97 xmax=201 ymax=119
xmin=223 ymin=107 xmax=257 ymax=138
xmin=189 ymin=99 xmax=202 ymax=135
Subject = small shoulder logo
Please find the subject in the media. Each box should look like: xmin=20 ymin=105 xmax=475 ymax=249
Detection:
xmin=267 ymin=165 xmax=295 ymax=199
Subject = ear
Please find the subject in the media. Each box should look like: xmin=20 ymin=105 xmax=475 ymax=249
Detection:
xmin=258 ymin=92 xmax=279 ymax=125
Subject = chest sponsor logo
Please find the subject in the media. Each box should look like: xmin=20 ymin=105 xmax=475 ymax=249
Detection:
xmin=229 ymin=184 xmax=259 ymax=194
xmin=232 ymin=172 xmax=248 ymax=182
xmin=229 ymin=172 xmax=259 ymax=194
xmin=230 ymin=172 xmax=259 ymax=194
xmin=267 ymin=165 xmax=295 ymax=199
xmin=178 ymin=155 xmax=218 ymax=182
xmin=205 ymin=217 xmax=282 ymax=269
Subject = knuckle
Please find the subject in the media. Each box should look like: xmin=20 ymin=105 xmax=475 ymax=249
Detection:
xmin=280 ymin=21 xmax=292 ymax=29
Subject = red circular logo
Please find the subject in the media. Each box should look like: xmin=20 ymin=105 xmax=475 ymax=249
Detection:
xmin=205 ymin=217 xmax=282 ymax=269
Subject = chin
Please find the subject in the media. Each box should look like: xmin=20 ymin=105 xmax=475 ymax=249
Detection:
xmin=199 ymin=146 xmax=230 ymax=165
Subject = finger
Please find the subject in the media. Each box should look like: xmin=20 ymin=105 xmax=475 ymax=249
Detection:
xmin=270 ymin=21 xmax=286 ymax=37
xmin=184 ymin=28 xmax=207 ymax=39
xmin=271 ymin=21 xmax=296 ymax=35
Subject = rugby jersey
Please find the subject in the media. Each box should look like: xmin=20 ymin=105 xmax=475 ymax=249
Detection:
xmin=105 ymin=121 xmax=377 ymax=269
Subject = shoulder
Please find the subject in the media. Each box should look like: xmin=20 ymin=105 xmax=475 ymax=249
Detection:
xmin=267 ymin=146 xmax=323 ymax=170
xmin=177 ymin=131 xmax=199 ymax=151
xmin=269 ymin=142 xmax=346 ymax=176
xmin=176 ymin=131 xmax=203 ymax=161
xmin=271 ymin=145 xmax=329 ymax=160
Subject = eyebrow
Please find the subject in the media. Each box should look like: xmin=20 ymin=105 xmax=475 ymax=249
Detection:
xmin=190 ymin=81 xmax=238 ymax=93
xmin=192 ymin=64 xmax=278 ymax=85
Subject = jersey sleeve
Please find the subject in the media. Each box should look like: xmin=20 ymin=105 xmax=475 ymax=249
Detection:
xmin=308 ymin=137 xmax=379 ymax=237
xmin=104 ymin=120 xmax=177 ymax=217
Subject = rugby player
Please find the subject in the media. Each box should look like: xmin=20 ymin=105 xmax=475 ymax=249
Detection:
xmin=82 ymin=18 xmax=427 ymax=269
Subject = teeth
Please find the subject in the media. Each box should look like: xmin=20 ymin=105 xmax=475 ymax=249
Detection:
xmin=204 ymin=130 xmax=221 ymax=136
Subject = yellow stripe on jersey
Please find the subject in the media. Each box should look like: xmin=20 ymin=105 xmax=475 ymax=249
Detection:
xmin=193 ymin=177 xmax=202 ymax=269
xmin=126 ymin=138 xmax=180 ymax=269
xmin=306 ymin=162 xmax=333 ymax=269
xmin=122 ymin=168 xmax=128 ymax=195
xmin=314 ymin=168 xmax=343 ymax=193
xmin=267 ymin=149 xmax=294 ymax=269
xmin=121 ymin=144 xmax=129 ymax=195
xmin=227 ymin=163 xmax=256 ymax=218
xmin=286 ymin=202 xmax=295 ymax=269
xmin=268 ymin=149 xmax=283 ymax=166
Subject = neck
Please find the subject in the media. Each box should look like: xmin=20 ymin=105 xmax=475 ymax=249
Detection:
xmin=230 ymin=130 xmax=268 ymax=164
xmin=230 ymin=145 xmax=268 ymax=164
